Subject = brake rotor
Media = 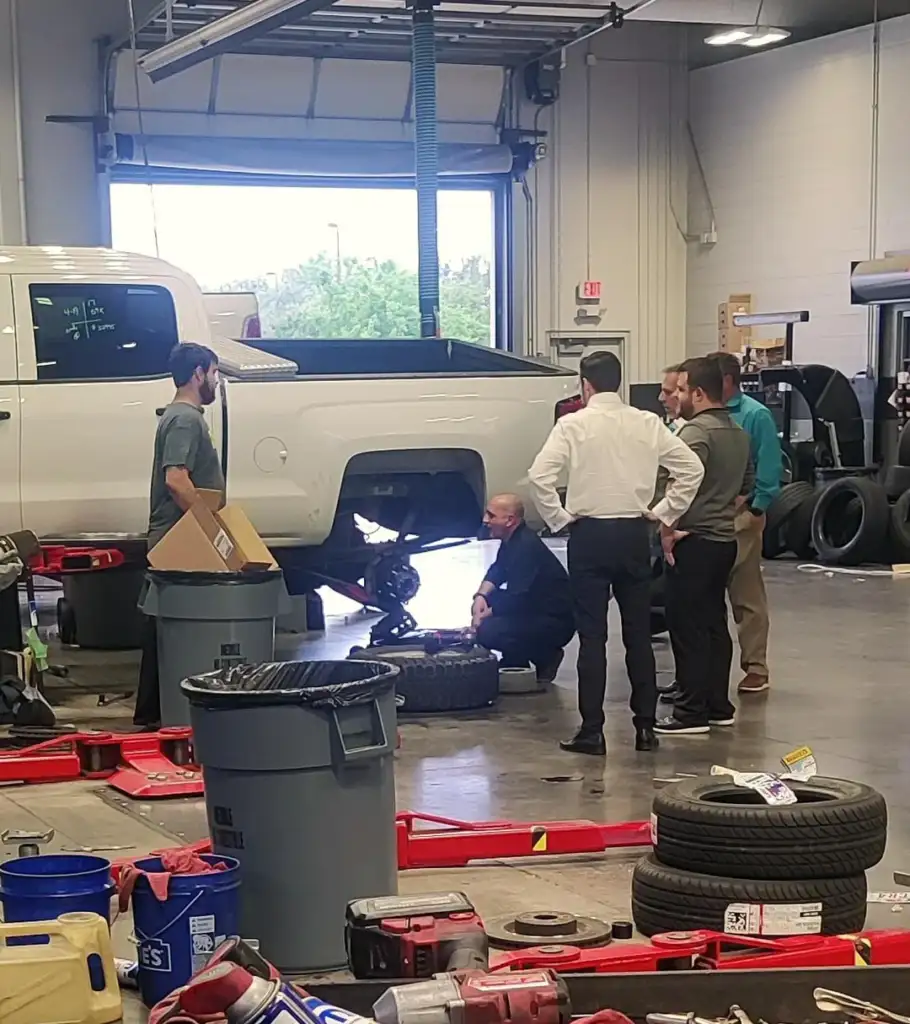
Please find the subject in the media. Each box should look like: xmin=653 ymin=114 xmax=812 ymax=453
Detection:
xmin=486 ymin=910 xmax=613 ymax=948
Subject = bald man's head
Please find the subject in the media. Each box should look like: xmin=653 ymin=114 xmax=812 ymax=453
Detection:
xmin=483 ymin=493 xmax=525 ymax=540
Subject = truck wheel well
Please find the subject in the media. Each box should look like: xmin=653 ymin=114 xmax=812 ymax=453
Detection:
xmin=339 ymin=449 xmax=486 ymax=538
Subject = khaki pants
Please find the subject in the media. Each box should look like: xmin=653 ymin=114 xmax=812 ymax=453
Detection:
xmin=728 ymin=509 xmax=769 ymax=679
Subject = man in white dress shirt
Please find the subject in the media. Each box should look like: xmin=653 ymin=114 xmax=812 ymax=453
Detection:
xmin=528 ymin=350 xmax=704 ymax=756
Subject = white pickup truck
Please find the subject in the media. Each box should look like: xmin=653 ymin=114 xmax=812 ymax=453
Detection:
xmin=0 ymin=247 xmax=576 ymax=595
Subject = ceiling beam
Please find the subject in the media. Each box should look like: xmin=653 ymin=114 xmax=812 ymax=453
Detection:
xmin=138 ymin=0 xmax=341 ymax=81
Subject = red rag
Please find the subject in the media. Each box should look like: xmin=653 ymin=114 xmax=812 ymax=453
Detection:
xmin=575 ymin=1011 xmax=636 ymax=1024
xmin=118 ymin=850 xmax=227 ymax=911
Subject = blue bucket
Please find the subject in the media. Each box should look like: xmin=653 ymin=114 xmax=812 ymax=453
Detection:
xmin=0 ymin=854 xmax=115 ymax=925
xmin=133 ymin=854 xmax=241 ymax=1008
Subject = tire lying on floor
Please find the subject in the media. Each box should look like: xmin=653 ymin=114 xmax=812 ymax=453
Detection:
xmin=811 ymin=475 xmax=889 ymax=565
xmin=889 ymin=489 xmax=910 ymax=563
xmin=631 ymin=854 xmax=868 ymax=938
xmin=651 ymin=776 xmax=886 ymax=880
xmin=762 ymin=482 xmax=815 ymax=558
xmin=347 ymin=645 xmax=499 ymax=713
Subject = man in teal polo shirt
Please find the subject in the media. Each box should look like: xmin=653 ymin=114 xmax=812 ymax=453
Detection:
xmin=708 ymin=352 xmax=782 ymax=694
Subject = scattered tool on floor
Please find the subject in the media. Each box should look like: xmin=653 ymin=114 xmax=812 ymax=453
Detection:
xmin=0 ymin=726 xmax=202 ymax=797
xmin=114 ymin=810 xmax=651 ymax=881
xmin=346 ymin=892 xmax=489 ymax=978
xmin=1 ymin=828 xmax=54 ymax=858
xmin=485 ymin=911 xmax=612 ymax=949
xmin=373 ymin=968 xmax=570 ymax=1024
xmin=489 ymin=929 xmax=910 ymax=972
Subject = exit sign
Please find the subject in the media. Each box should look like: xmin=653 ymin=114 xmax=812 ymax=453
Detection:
xmin=579 ymin=280 xmax=602 ymax=302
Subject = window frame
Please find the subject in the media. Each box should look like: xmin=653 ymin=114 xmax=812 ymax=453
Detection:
xmin=109 ymin=170 xmax=512 ymax=350
xmin=20 ymin=281 xmax=180 ymax=384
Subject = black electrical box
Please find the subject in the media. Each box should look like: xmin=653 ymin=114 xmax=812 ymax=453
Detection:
xmin=524 ymin=57 xmax=560 ymax=106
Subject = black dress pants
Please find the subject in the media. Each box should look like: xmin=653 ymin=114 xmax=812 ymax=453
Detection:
xmin=476 ymin=613 xmax=574 ymax=669
xmin=567 ymin=517 xmax=657 ymax=734
xmin=134 ymin=613 xmax=161 ymax=727
xmin=665 ymin=534 xmax=737 ymax=726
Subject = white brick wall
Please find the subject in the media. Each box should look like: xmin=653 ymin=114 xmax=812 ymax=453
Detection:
xmin=686 ymin=17 xmax=910 ymax=374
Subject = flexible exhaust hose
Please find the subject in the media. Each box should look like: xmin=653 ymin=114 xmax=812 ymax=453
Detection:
xmin=412 ymin=3 xmax=440 ymax=338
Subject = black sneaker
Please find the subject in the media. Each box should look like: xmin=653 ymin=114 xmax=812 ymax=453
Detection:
xmin=709 ymin=715 xmax=736 ymax=727
xmin=654 ymin=717 xmax=710 ymax=735
xmin=535 ymin=650 xmax=565 ymax=685
xmin=559 ymin=732 xmax=606 ymax=756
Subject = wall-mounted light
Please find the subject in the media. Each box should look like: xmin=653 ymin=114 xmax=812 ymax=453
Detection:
xmin=704 ymin=26 xmax=791 ymax=48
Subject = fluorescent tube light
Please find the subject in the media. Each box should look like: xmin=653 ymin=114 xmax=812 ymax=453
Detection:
xmin=138 ymin=0 xmax=334 ymax=82
xmin=742 ymin=28 xmax=791 ymax=47
xmin=704 ymin=26 xmax=790 ymax=48
xmin=732 ymin=311 xmax=809 ymax=328
xmin=704 ymin=29 xmax=751 ymax=46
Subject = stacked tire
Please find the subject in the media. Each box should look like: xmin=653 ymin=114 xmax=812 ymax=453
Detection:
xmin=631 ymin=776 xmax=886 ymax=937
xmin=763 ymin=475 xmax=893 ymax=566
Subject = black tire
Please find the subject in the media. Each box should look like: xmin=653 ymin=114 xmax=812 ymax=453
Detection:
xmin=783 ymin=493 xmax=818 ymax=559
xmin=652 ymin=776 xmax=886 ymax=880
xmin=347 ymin=645 xmax=499 ymax=712
xmin=763 ymin=482 xmax=815 ymax=558
xmin=811 ymin=476 xmax=889 ymax=565
xmin=889 ymin=489 xmax=910 ymax=563
xmin=882 ymin=465 xmax=910 ymax=500
xmin=632 ymin=855 xmax=867 ymax=937
xmin=898 ymin=421 xmax=910 ymax=468
xmin=56 ymin=598 xmax=77 ymax=646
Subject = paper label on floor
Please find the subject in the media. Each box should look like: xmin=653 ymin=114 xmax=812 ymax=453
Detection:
xmin=724 ymin=901 xmax=822 ymax=935
xmin=189 ymin=914 xmax=216 ymax=935
xmin=649 ymin=812 xmax=658 ymax=845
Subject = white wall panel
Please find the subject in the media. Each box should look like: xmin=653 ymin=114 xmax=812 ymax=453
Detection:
xmin=684 ymin=20 xmax=909 ymax=375
xmin=527 ymin=23 xmax=689 ymax=382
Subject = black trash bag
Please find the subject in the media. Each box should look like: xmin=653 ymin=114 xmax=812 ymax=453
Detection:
xmin=0 ymin=675 xmax=55 ymax=727
xmin=181 ymin=659 xmax=398 ymax=709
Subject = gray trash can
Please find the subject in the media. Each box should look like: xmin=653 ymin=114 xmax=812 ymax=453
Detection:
xmin=181 ymin=659 xmax=399 ymax=972
xmin=141 ymin=569 xmax=288 ymax=726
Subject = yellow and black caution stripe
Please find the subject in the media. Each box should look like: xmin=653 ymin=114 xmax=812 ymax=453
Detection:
xmin=531 ymin=826 xmax=548 ymax=853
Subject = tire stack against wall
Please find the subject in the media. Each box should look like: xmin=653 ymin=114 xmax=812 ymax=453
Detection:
xmin=631 ymin=776 xmax=887 ymax=937
xmin=762 ymin=471 xmax=908 ymax=566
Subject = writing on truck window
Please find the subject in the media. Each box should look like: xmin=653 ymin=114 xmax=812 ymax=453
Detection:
xmin=29 ymin=283 xmax=178 ymax=381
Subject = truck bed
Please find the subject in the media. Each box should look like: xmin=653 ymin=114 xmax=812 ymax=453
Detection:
xmin=245 ymin=337 xmax=571 ymax=377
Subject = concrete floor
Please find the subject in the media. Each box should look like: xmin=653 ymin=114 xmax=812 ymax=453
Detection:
xmin=3 ymin=539 xmax=909 ymax=1020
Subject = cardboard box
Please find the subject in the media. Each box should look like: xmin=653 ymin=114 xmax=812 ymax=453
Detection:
xmin=747 ymin=337 xmax=786 ymax=369
xmin=717 ymin=293 xmax=753 ymax=329
xmin=148 ymin=499 xmax=278 ymax=573
xmin=718 ymin=327 xmax=752 ymax=353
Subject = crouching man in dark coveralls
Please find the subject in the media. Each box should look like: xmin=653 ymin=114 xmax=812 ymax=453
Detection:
xmin=470 ymin=493 xmax=575 ymax=684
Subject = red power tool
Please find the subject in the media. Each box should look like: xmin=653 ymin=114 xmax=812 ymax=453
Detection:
xmin=374 ymin=970 xmax=570 ymax=1024
xmin=346 ymin=892 xmax=489 ymax=978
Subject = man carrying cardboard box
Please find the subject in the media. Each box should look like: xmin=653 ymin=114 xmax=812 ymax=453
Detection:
xmin=133 ymin=344 xmax=225 ymax=728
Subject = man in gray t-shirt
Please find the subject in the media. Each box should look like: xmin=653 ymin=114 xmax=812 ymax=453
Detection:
xmin=136 ymin=343 xmax=225 ymax=727
xmin=148 ymin=401 xmax=225 ymax=548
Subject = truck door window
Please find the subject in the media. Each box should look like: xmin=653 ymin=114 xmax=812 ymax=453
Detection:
xmin=29 ymin=283 xmax=178 ymax=381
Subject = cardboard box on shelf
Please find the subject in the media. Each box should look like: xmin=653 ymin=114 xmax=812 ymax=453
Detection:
xmin=747 ymin=337 xmax=786 ymax=369
xmin=717 ymin=293 xmax=753 ymax=329
xmin=718 ymin=327 xmax=752 ymax=353
xmin=148 ymin=496 xmax=278 ymax=573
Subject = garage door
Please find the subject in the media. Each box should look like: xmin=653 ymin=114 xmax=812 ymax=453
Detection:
xmin=109 ymin=50 xmax=511 ymax=178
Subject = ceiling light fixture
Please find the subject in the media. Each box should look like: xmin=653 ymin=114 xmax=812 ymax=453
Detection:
xmin=742 ymin=27 xmax=791 ymax=47
xmin=704 ymin=29 xmax=751 ymax=46
xmin=704 ymin=26 xmax=790 ymax=48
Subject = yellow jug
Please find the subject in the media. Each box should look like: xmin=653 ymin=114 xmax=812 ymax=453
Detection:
xmin=0 ymin=912 xmax=121 ymax=1024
